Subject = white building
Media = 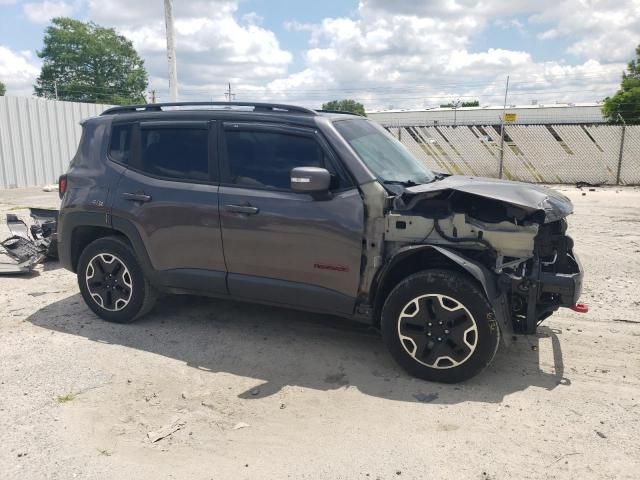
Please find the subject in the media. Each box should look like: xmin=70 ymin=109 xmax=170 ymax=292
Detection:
xmin=367 ymin=102 xmax=606 ymax=126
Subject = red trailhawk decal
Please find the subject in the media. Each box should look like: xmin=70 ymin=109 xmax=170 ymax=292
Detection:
xmin=313 ymin=263 xmax=350 ymax=273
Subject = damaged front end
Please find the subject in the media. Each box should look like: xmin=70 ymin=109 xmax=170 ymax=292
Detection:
xmin=386 ymin=176 xmax=584 ymax=336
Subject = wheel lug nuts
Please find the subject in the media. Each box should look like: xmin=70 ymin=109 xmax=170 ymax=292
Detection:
xmin=444 ymin=329 xmax=450 ymax=334
xmin=427 ymin=332 xmax=432 ymax=336
xmin=428 ymin=322 xmax=432 ymax=327
xmin=437 ymin=337 xmax=442 ymax=341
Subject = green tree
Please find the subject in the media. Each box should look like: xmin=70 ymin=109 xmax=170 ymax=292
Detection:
xmin=603 ymin=44 xmax=640 ymax=124
xmin=34 ymin=17 xmax=148 ymax=105
xmin=440 ymin=100 xmax=479 ymax=107
xmin=322 ymin=99 xmax=366 ymax=116
xmin=0 ymin=80 xmax=5 ymax=96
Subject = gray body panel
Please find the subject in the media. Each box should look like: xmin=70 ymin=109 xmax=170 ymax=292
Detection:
xmin=220 ymin=186 xmax=364 ymax=313
xmin=111 ymin=168 xmax=227 ymax=293
xmin=400 ymin=175 xmax=573 ymax=223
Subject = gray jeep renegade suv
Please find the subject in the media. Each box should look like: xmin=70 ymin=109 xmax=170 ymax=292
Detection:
xmin=57 ymin=101 xmax=584 ymax=383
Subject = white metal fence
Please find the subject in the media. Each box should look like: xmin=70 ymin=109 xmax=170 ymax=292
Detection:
xmin=0 ymin=97 xmax=111 ymax=188
xmin=386 ymin=123 xmax=640 ymax=185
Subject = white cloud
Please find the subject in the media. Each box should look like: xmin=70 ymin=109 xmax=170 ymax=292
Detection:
xmin=4 ymin=0 xmax=637 ymax=108
xmin=84 ymin=0 xmax=292 ymax=101
xmin=0 ymin=45 xmax=40 ymax=95
xmin=242 ymin=12 xmax=263 ymax=26
xmin=531 ymin=0 xmax=640 ymax=62
xmin=262 ymin=0 xmax=633 ymax=109
xmin=23 ymin=0 xmax=79 ymax=24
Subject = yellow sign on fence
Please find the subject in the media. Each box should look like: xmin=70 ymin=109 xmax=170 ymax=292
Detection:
xmin=504 ymin=113 xmax=517 ymax=123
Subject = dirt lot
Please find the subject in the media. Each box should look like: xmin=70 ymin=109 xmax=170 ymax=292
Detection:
xmin=1 ymin=185 xmax=639 ymax=480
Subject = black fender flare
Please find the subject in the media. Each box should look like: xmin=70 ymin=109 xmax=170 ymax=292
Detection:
xmin=373 ymin=244 xmax=513 ymax=342
xmin=57 ymin=210 xmax=110 ymax=271
xmin=58 ymin=210 xmax=158 ymax=283
xmin=110 ymin=215 xmax=158 ymax=282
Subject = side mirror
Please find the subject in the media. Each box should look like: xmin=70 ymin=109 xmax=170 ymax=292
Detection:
xmin=290 ymin=167 xmax=331 ymax=193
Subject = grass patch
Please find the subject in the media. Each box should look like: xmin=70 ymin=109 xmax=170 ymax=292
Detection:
xmin=55 ymin=393 xmax=76 ymax=403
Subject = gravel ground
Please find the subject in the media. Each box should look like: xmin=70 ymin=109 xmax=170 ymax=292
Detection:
xmin=1 ymin=185 xmax=639 ymax=480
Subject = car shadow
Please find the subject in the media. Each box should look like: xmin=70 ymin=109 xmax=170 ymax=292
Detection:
xmin=26 ymin=293 xmax=570 ymax=404
xmin=42 ymin=259 xmax=63 ymax=271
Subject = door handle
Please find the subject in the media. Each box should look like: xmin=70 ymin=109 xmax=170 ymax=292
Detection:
xmin=225 ymin=204 xmax=259 ymax=215
xmin=122 ymin=192 xmax=152 ymax=203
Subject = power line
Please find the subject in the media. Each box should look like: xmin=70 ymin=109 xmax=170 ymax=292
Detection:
xmin=224 ymin=82 xmax=236 ymax=102
xmin=233 ymin=70 xmax=622 ymax=95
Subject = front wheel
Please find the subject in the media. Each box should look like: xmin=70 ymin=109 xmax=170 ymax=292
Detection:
xmin=381 ymin=269 xmax=500 ymax=383
xmin=77 ymin=236 xmax=157 ymax=323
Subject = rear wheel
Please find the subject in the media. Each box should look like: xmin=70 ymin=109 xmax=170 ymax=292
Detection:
xmin=77 ymin=236 xmax=157 ymax=323
xmin=381 ymin=269 xmax=500 ymax=383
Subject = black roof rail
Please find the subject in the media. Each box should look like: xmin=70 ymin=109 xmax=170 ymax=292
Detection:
xmin=101 ymin=101 xmax=317 ymax=116
xmin=315 ymin=109 xmax=363 ymax=116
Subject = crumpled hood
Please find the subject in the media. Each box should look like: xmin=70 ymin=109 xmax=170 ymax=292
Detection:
xmin=402 ymin=176 xmax=573 ymax=223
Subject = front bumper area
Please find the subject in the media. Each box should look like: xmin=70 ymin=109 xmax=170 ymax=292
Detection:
xmin=505 ymin=248 xmax=584 ymax=334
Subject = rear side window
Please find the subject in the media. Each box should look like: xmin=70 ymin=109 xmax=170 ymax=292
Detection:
xmin=140 ymin=128 xmax=208 ymax=181
xmin=224 ymin=130 xmax=326 ymax=190
xmin=108 ymin=124 xmax=133 ymax=164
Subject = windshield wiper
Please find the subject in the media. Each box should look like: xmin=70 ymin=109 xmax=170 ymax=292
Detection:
xmin=383 ymin=180 xmax=419 ymax=187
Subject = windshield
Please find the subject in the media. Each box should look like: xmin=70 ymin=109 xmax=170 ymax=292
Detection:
xmin=334 ymin=119 xmax=435 ymax=185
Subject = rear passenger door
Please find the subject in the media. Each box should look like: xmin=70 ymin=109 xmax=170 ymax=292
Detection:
xmin=110 ymin=120 xmax=227 ymax=294
xmin=218 ymin=122 xmax=365 ymax=314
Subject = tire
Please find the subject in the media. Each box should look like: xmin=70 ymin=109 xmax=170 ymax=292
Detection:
xmin=77 ymin=236 xmax=157 ymax=323
xmin=381 ymin=269 xmax=500 ymax=383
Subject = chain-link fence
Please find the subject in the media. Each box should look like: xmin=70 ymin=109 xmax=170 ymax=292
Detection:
xmin=384 ymin=123 xmax=640 ymax=185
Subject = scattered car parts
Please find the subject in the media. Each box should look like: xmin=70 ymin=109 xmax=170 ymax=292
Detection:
xmin=0 ymin=208 xmax=58 ymax=274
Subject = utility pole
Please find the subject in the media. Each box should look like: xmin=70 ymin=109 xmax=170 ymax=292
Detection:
xmin=164 ymin=0 xmax=178 ymax=102
xmin=54 ymin=81 xmax=58 ymax=100
xmin=224 ymin=82 xmax=235 ymax=102
xmin=498 ymin=75 xmax=510 ymax=179
xmin=150 ymin=90 xmax=157 ymax=104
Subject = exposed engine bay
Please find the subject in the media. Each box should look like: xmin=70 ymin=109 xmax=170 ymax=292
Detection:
xmin=378 ymin=176 xmax=583 ymax=336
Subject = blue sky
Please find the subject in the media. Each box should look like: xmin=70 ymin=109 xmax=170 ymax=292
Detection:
xmin=0 ymin=0 xmax=638 ymax=109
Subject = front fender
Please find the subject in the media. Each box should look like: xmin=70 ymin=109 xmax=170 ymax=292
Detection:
xmin=375 ymin=244 xmax=513 ymax=343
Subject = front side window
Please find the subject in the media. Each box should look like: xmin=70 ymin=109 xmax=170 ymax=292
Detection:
xmin=334 ymin=119 xmax=435 ymax=185
xmin=108 ymin=124 xmax=133 ymax=164
xmin=140 ymin=128 xmax=208 ymax=181
xmin=224 ymin=130 xmax=326 ymax=190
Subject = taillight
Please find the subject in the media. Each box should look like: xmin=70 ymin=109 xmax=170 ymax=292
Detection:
xmin=58 ymin=175 xmax=67 ymax=199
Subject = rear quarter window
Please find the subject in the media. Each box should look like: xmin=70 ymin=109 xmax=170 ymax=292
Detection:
xmin=108 ymin=124 xmax=133 ymax=165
